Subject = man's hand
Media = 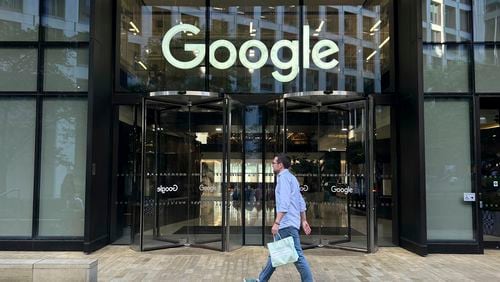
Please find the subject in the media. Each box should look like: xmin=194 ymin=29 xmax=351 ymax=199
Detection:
xmin=271 ymin=223 xmax=279 ymax=236
xmin=302 ymin=220 xmax=311 ymax=235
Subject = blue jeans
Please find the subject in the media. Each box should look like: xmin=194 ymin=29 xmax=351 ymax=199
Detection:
xmin=258 ymin=226 xmax=313 ymax=282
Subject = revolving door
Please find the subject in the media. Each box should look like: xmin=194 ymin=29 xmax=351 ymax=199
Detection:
xmin=284 ymin=91 xmax=375 ymax=252
xmin=137 ymin=91 xmax=229 ymax=251
xmin=134 ymin=91 xmax=376 ymax=253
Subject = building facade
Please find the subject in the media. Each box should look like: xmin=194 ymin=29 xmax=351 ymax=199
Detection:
xmin=0 ymin=0 xmax=499 ymax=255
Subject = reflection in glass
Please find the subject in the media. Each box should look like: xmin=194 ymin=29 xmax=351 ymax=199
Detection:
xmin=423 ymin=44 xmax=469 ymax=92
xmin=209 ymin=2 xmax=300 ymax=93
xmin=422 ymin=0 xmax=471 ymax=42
xmin=119 ymin=1 xmax=392 ymax=94
xmin=0 ymin=98 xmax=36 ymax=237
xmin=44 ymin=48 xmax=89 ymax=91
xmin=0 ymin=48 xmax=37 ymax=91
xmin=42 ymin=0 xmax=90 ymax=41
xmin=303 ymin=3 xmax=391 ymax=93
xmin=119 ymin=0 xmax=206 ymax=92
xmin=227 ymin=100 xmax=244 ymax=250
xmin=424 ymin=98 xmax=474 ymax=240
xmin=39 ymin=98 xmax=88 ymax=236
xmin=479 ymin=100 xmax=500 ymax=242
xmin=0 ymin=0 xmax=39 ymax=41
xmin=475 ymin=45 xmax=500 ymax=92
xmin=374 ymin=105 xmax=394 ymax=246
xmin=473 ymin=0 xmax=500 ymax=42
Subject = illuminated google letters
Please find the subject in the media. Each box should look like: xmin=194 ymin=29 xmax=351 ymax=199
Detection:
xmin=161 ymin=24 xmax=339 ymax=83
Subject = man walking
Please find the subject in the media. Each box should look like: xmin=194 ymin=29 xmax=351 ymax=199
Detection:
xmin=258 ymin=154 xmax=314 ymax=282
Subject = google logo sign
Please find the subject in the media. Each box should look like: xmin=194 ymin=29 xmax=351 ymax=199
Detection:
xmin=162 ymin=24 xmax=339 ymax=83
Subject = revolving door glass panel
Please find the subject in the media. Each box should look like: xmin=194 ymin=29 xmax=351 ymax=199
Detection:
xmin=226 ymin=98 xmax=244 ymax=251
xmin=141 ymin=97 xmax=225 ymax=251
xmin=285 ymin=97 xmax=370 ymax=251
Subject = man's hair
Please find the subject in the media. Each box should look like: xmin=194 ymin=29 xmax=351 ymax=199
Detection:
xmin=275 ymin=154 xmax=291 ymax=169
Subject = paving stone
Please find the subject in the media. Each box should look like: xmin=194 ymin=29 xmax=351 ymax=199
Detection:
xmin=2 ymin=246 xmax=500 ymax=281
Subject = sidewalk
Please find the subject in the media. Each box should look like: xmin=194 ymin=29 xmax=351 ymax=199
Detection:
xmin=1 ymin=245 xmax=500 ymax=281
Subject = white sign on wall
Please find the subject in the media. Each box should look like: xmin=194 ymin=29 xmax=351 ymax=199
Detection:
xmin=463 ymin=193 xmax=476 ymax=202
xmin=162 ymin=24 xmax=339 ymax=82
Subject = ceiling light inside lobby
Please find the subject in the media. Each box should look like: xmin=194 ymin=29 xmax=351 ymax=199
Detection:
xmin=316 ymin=20 xmax=325 ymax=32
xmin=137 ymin=61 xmax=148 ymax=70
xmin=369 ymin=20 xmax=381 ymax=32
xmin=129 ymin=21 xmax=140 ymax=33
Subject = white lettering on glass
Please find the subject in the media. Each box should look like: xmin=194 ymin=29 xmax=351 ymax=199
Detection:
xmin=157 ymin=184 xmax=179 ymax=193
xmin=161 ymin=24 xmax=339 ymax=82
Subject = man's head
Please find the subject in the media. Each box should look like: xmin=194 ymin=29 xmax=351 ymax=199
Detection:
xmin=272 ymin=154 xmax=291 ymax=173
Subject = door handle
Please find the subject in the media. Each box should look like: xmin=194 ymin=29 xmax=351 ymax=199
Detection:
xmin=479 ymin=200 xmax=483 ymax=209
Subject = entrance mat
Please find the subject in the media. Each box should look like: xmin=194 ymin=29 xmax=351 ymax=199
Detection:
xmin=174 ymin=226 xmax=363 ymax=235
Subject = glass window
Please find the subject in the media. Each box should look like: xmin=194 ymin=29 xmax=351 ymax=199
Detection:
xmin=473 ymin=0 xmax=500 ymax=42
xmin=302 ymin=3 xmax=390 ymax=93
xmin=475 ymin=45 xmax=500 ymax=92
xmin=209 ymin=2 xmax=300 ymax=93
xmin=0 ymin=48 xmax=37 ymax=91
xmin=44 ymin=48 xmax=89 ymax=91
xmin=460 ymin=9 xmax=470 ymax=33
xmin=423 ymin=44 xmax=469 ymax=92
xmin=38 ymin=98 xmax=88 ymax=237
xmin=118 ymin=1 xmax=392 ymax=94
xmin=119 ymin=0 xmax=206 ymax=92
xmin=423 ymin=0 xmax=471 ymax=42
xmin=344 ymin=11 xmax=357 ymax=38
xmin=445 ymin=5 xmax=456 ymax=29
xmin=430 ymin=2 xmax=442 ymax=25
xmin=42 ymin=0 xmax=90 ymax=41
xmin=0 ymin=98 xmax=36 ymax=237
xmin=424 ymin=98 xmax=474 ymax=241
xmin=0 ymin=0 xmax=39 ymax=41
xmin=326 ymin=6 xmax=339 ymax=34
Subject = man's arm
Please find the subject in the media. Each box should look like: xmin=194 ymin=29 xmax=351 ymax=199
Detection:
xmin=272 ymin=212 xmax=286 ymax=236
xmin=301 ymin=211 xmax=311 ymax=235
xmin=299 ymin=193 xmax=311 ymax=235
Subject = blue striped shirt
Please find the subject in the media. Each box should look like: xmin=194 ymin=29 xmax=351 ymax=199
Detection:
xmin=275 ymin=169 xmax=306 ymax=230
